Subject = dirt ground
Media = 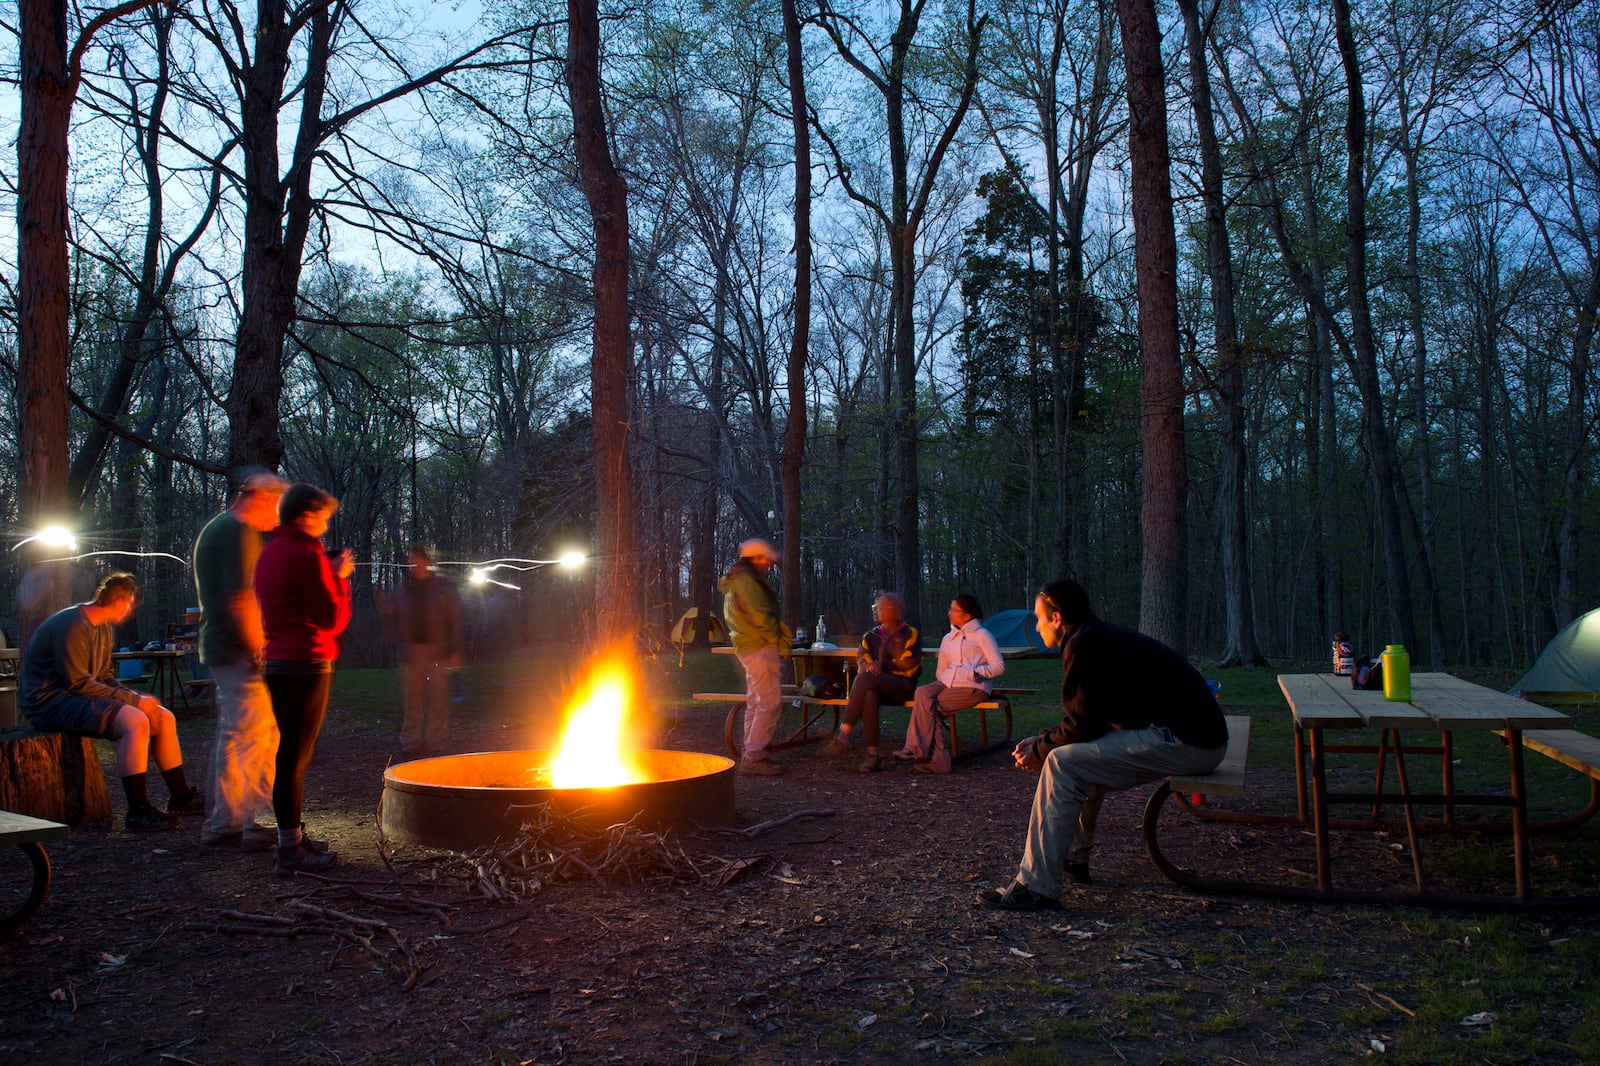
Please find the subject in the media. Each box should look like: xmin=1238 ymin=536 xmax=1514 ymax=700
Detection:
xmin=3 ymin=698 xmax=1597 ymax=1065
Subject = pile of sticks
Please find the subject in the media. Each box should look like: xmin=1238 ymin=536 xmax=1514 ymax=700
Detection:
xmin=407 ymin=805 xmax=735 ymax=901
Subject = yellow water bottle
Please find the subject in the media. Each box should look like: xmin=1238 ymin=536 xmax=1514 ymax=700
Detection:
xmin=1381 ymin=644 xmax=1411 ymax=701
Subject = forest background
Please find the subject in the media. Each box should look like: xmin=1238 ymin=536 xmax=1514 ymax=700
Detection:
xmin=0 ymin=0 xmax=1595 ymax=672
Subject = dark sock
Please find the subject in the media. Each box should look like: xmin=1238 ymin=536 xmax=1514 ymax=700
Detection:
xmin=160 ymin=764 xmax=192 ymax=803
xmin=122 ymin=773 xmax=152 ymax=813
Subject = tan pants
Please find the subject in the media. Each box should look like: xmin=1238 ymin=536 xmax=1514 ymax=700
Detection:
xmin=399 ymin=642 xmax=450 ymax=755
xmin=202 ymin=660 xmax=279 ymax=837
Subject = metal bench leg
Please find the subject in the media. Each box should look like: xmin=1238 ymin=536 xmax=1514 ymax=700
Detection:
xmin=1 ymin=842 xmax=52 ymax=940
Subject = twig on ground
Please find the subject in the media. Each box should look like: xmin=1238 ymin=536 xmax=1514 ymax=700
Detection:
xmin=698 ymin=808 xmax=839 ymax=839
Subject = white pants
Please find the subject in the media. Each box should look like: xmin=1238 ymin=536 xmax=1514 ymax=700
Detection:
xmin=1018 ymin=725 xmax=1226 ymax=898
xmin=202 ymin=660 xmax=279 ymax=837
xmin=737 ymin=646 xmax=783 ymax=762
xmin=904 ymin=682 xmax=991 ymax=772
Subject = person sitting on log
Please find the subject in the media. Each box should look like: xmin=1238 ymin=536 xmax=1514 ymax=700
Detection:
xmin=823 ymin=591 xmax=922 ymax=772
xmin=17 ymin=572 xmax=202 ymax=832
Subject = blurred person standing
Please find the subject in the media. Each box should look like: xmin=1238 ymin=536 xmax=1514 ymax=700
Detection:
xmin=387 ymin=547 xmax=464 ymax=758
xmin=255 ymin=483 xmax=351 ymax=875
xmin=719 ymin=538 xmax=792 ymax=776
xmin=193 ymin=467 xmax=287 ymax=852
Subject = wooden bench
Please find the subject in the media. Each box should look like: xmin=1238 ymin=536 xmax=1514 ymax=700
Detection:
xmin=1142 ymin=716 xmax=1254 ymax=886
xmin=0 ymin=809 xmax=69 ymax=939
xmin=1498 ymin=727 xmax=1600 ymax=831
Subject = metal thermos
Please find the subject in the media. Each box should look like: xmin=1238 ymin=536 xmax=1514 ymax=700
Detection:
xmin=1382 ymin=644 xmax=1411 ymax=701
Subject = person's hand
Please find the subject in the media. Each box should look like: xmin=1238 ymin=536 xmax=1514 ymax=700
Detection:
xmin=136 ymin=693 xmax=167 ymax=718
xmin=335 ymin=549 xmax=355 ymax=579
xmin=860 ymin=660 xmax=879 ymax=674
xmin=1012 ymin=736 xmax=1044 ymax=773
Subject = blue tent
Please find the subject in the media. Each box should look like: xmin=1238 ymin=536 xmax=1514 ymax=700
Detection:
xmin=980 ymin=609 xmax=1049 ymax=651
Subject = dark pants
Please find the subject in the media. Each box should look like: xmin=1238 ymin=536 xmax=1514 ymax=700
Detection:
xmin=265 ymin=668 xmax=332 ymax=831
xmin=843 ymin=671 xmax=916 ymax=747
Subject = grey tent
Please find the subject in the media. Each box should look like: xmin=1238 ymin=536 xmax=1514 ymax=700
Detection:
xmin=1511 ymin=607 xmax=1600 ymax=707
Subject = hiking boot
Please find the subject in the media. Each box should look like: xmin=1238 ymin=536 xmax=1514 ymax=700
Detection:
xmin=201 ymin=825 xmax=276 ymax=852
xmin=822 ymin=733 xmax=849 ymax=756
xmin=911 ymin=760 xmax=948 ymax=775
xmin=890 ymin=748 xmax=917 ymax=763
xmin=738 ymin=757 xmax=785 ymax=777
xmin=858 ymin=753 xmax=886 ymax=773
xmin=274 ymin=839 xmax=339 ymax=877
xmin=126 ymin=808 xmax=181 ymax=833
xmin=166 ymin=788 xmax=205 ymax=817
xmin=977 ymin=880 xmax=1062 ymax=912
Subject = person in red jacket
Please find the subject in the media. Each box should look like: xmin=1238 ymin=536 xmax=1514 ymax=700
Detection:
xmin=255 ymin=482 xmax=352 ymax=876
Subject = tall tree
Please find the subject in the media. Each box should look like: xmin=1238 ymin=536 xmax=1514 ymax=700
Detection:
xmin=1331 ymin=0 xmax=1418 ymax=651
xmin=15 ymin=0 xmax=162 ymax=643
xmin=567 ymin=0 xmax=636 ymax=644
xmin=812 ymin=0 xmax=987 ymax=619
xmin=1115 ymin=0 xmax=1187 ymax=650
xmin=1177 ymin=0 xmax=1264 ymax=665
xmin=781 ymin=0 xmax=812 ymax=630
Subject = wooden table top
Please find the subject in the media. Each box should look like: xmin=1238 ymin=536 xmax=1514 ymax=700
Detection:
xmin=1278 ymin=672 xmax=1572 ymax=732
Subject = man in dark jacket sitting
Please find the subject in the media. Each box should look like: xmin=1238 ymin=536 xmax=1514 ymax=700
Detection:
xmin=978 ymin=578 xmax=1229 ymax=912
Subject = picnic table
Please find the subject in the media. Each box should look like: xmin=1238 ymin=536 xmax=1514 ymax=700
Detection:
xmin=698 ymin=644 xmax=1038 ymax=760
xmin=1146 ymin=671 xmax=1600 ymax=910
xmin=0 ymin=809 xmax=68 ymax=939
xmin=111 ymin=649 xmax=208 ymax=714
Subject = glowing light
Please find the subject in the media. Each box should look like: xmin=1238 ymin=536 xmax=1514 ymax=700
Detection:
xmin=12 ymin=526 xmax=78 ymax=553
xmin=549 ymin=654 xmax=644 ymax=789
xmin=39 ymin=549 xmax=188 ymax=567
xmin=557 ymin=550 xmax=587 ymax=570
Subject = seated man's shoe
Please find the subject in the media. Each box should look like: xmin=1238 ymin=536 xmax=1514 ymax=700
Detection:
xmin=738 ymin=757 xmax=785 ymax=777
xmin=274 ymin=839 xmax=339 ymax=877
xmin=166 ymin=788 xmax=205 ymax=817
xmin=977 ymin=880 xmax=1062 ymax=912
xmin=126 ymin=808 xmax=181 ymax=833
xmin=858 ymin=753 xmax=886 ymax=773
xmin=822 ymin=734 xmax=849 ymax=756
xmin=1066 ymin=862 xmax=1093 ymax=886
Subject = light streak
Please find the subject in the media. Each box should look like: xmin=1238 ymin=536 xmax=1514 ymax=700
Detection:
xmin=35 ymin=549 xmax=190 ymax=567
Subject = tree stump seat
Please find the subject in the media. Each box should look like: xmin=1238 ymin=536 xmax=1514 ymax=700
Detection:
xmin=0 ymin=723 xmax=113 ymax=825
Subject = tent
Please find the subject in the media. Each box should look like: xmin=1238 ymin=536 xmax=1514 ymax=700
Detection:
xmin=979 ymin=609 xmax=1049 ymax=652
xmin=670 ymin=607 xmax=727 ymax=646
xmin=1511 ymin=607 xmax=1600 ymax=707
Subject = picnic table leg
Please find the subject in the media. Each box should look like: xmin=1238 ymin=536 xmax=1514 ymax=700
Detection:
xmin=1385 ymin=730 xmax=1427 ymax=893
xmin=1309 ymin=727 xmax=1333 ymax=892
xmin=0 ymin=841 xmax=51 ymax=940
xmin=1293 ymin=724 xmax=1308 ymax=824
xmin=1440 ymin=731 xmax=1456 ymax=828
xmin=1507 ymin=727 xmax=1531 ymax=900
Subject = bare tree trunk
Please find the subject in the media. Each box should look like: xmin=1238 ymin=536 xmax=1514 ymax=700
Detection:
xmin=567 ymin=0 xmax=635 ymax=646
xmin=15 ymin=0 xmax=74 ymax=645
xmin=780 ymin=0 xmax=811 ymax=632
xmin=1178 ymin=0 xmax=1263 ymax=666
xmin=1116 ymin=0 xmax=1186 ymax=651
xmin=1331 ymin=0 xmax=1418 ymax=651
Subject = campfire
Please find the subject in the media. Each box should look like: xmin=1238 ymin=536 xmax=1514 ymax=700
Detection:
xmin=380 ymin=651 xmax=735 ymax=850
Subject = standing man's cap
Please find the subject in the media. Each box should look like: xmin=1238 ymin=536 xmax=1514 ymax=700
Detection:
xmin=739 ymin=538 xmax=779 ymax=561
xmin=235 ymin=467 xmax=290 ymax=494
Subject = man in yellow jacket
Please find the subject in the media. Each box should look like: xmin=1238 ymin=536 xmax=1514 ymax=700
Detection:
xmin=719 ymin=538 xmax=792 ymax=775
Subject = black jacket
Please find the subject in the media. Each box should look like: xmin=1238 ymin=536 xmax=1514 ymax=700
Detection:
xmin=1037 ymin=618 xmax=1228 ymax=753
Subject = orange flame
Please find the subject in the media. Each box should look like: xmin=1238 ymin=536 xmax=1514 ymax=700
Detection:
xmin=549 ymin=651 xmax=646 ymax=788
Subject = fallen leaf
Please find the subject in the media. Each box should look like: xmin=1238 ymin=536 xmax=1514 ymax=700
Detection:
xmin=49 ymin=989 xmax=66 ymax=1002
xmin=857 ymin=1013 xmax=877 ymax=1030
xmin=1009 ymin=947 xmax=1035 ymax=959
xmin=1369 ymin=1037 xmax=1386 ymax=1053
xmin=1460 ymin=1011 xmax=1498 ymax=1028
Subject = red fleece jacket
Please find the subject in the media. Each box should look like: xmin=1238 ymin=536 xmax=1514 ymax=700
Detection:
xmin=255 ymin=524 xmax=351 ymax=661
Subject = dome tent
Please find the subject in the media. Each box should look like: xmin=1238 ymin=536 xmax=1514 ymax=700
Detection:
xmin=670 ymin=607 xmax=727 ymax=646
xmin=1511 ymin=607 xmax=1600 ymax=708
